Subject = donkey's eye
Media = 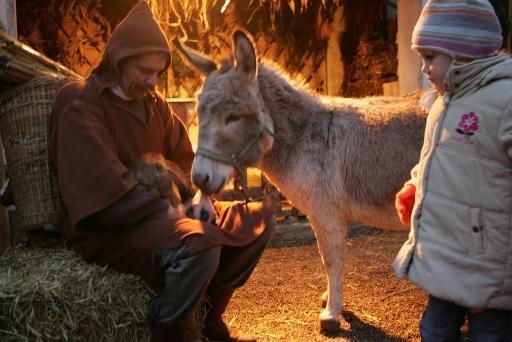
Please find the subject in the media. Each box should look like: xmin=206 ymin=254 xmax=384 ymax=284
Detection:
xmin=225 ymin=114 xmax=242 ymax=124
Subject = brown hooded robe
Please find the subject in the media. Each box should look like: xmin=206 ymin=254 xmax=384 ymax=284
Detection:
xmin=48 ymin=1 xmax=272 ymax=289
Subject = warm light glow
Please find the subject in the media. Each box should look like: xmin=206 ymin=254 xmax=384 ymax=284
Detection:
xmin=220 ymin=0 xmax=231 ymax=14
xmin=247 ymin=168 xmax=262 ymax=187
xmin=225 ymin=168 xmax=261 ymax=190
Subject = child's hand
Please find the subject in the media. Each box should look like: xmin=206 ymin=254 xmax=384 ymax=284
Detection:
xmin=395 ymin=184 xmax=416 ymax=227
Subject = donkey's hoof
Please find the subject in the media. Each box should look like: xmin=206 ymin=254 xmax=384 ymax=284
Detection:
xmin=319 ymin=319 xmax=341 ymax=335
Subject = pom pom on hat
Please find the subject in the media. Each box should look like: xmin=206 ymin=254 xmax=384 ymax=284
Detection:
xmin=412 ymin=0 xmax=502 ymax=59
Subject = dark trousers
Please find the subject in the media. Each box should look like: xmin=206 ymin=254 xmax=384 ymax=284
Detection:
xmin=420 ymin=295 xmax=512 ymax=342
xmin=150 ymin=216 xmax=275 ymax=325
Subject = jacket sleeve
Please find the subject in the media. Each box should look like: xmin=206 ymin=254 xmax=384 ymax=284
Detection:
xmin=85 ymin=184 xmax=169 ymax=227
xmin=50 ymin=83 xmax=138 ymax=227
xmin=498 ymin=99 xmax=512 ymax=160
xmin=405 ymin=163 xmax=419 ymax=188
xmin=404 ymin=98 xmax=441 ymax=189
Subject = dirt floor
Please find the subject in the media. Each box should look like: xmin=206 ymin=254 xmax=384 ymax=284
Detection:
xmin=223 ymin=222 xmax=428 ymax=342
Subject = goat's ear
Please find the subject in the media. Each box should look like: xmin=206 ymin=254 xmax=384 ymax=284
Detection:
xmin=233 ymin=30 xmax=258 ymax=82
xmin=172 ymin=37 xmax=217 ymax=75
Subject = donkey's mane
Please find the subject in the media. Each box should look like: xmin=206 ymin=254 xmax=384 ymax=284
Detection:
xmin=256 ymin=60 xmax=322 ymax=114
xmin=254 ymin=60 xmax=424 ymax=126
xmin=216 ymin=56 xmax=320 ymax=109
xmin=259 ymin=60 xmax=313 ymax=93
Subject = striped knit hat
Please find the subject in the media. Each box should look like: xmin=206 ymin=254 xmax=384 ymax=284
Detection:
xmin=412 ymin=0 xmax=502 ymax=59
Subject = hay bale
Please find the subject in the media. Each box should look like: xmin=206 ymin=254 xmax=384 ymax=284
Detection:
xmin=0 ymin=245 xmax=152 ymax=341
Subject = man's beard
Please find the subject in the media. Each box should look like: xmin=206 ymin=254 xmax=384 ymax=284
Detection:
xmin=129 ymin=83 xmax=154 ymax=99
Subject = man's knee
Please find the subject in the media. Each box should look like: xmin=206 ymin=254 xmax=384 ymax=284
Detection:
xmin=156 ymin=241 xmax=221 ymax=270
xmin=150 ymin=244 xmax=223 ymax=324
xmin=193 ymin=244 xmax=222 ymax=275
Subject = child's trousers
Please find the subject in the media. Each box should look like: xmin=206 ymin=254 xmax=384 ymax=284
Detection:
xmin=420 ymin=295 xmax=511 ymax=342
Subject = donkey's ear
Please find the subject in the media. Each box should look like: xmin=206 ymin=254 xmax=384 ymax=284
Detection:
xmin=233 ymin=30 xmax=258 ymax=82
xmin=172 ymin=37 xmax=217 ymax=75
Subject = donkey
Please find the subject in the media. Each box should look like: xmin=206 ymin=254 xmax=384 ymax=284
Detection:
xmin=173 ymin=30 xmax=426 ymax=334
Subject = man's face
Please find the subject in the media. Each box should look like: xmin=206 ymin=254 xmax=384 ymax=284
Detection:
xmin=118 ymin=52 xmax=168 ymax=100
xmin=419 ymin=50 xmax=452 ymax=94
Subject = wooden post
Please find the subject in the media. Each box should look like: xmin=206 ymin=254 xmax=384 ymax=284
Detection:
xmin=397 ymin=0 xmax=426 ymax=95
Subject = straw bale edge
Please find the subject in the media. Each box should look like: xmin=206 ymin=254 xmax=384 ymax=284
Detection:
xmin=0 ymin=246 xmax=153 ymax=341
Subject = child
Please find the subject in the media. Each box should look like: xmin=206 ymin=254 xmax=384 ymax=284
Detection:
xmin=393 ymin=0 xmax=512 ymax=340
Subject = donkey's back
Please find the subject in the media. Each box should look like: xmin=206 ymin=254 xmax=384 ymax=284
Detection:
xmin=269 ymin=91 xmax=426 ymax=229
xmin=335 ymin=94 xmax=425 ymax=211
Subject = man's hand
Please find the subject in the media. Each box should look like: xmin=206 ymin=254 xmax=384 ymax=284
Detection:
xmin=166 ymin=202 xmax=189 ymax=220
xmin=395 ymin=184 xmax=416 ymax=227
xmin=191 ymin=190 xmax=216 ymax=223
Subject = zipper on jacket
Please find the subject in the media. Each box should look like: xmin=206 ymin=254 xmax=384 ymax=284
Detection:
xmin=415 ymin=95 xmax=451 ymax=230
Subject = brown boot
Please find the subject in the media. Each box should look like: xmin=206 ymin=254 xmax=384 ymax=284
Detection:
xmin=149 ymin=299 xmax=195 ymax=342
xmin=150 ymin=321 xmax=185 ymax=342
xmin=202 ymin=287 xmax=257 ymax=342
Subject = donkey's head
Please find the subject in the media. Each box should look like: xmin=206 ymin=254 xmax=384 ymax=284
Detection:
xmin=173 ymin=31 xmax=274 ymax=194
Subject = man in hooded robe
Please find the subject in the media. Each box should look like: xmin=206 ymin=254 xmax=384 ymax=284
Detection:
xmin=48 ymin=2 xmax=275 ymax=341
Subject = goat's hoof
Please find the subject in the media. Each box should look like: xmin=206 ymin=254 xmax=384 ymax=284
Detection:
xmin=319 ymin=319 xmax=341 ymax=335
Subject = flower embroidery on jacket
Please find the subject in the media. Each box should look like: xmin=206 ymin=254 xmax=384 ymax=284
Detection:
xmin=456 ymin=111 xmax=479 ymax=136
xmin=451 ymin=111 xmax=479 ymax=145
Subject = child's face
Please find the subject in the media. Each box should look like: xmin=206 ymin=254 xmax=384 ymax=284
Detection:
xmin=419 ymin=50 xmax=453 ymax=94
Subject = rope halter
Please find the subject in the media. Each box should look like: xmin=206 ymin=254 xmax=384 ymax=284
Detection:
xmin=195 ymin=125 xmax=274 ymax=202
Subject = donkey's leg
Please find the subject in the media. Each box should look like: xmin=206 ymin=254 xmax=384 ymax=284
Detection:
xmin=309 ymin=215 xmax=348 ymax=335
xmin=321 ymin=289 xmax=329 ymax=308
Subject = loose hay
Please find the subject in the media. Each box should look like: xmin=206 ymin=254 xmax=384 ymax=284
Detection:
xmin=0 ymin=245 xmax=153 ymax=341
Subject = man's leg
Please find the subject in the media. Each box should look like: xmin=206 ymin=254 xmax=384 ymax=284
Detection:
xmin=210 ymin=214 xmax=275 ymax=287
xmin=419 ymin=295 xmax=465 ymax=342
xmin=467 ymin=308 xmax=512 ymax=342
xmin=150 ymin=240 xmax=222 ymax=342
xmin=203 ymin=215 xmax=276 ymax=341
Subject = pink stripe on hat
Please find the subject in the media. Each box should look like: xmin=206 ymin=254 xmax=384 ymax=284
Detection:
xmin=412 ymin=0 xmax=502 ymax=59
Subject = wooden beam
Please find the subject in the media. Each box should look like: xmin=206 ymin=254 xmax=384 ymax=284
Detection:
xmin=0 ymin=34 xmax=81 ymax=87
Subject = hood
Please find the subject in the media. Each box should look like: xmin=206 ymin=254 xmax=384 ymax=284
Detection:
xmin=445 ymin=54 xmax=512 ymax=97
xmin=91 ymin=1 xmax=171 ymax=89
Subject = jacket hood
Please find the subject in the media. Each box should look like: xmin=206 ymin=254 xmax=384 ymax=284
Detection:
xmin=445 ymin=55 xmax=512 ymax=97
xmin=91 ymin=1 xmax=171 ymax=89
